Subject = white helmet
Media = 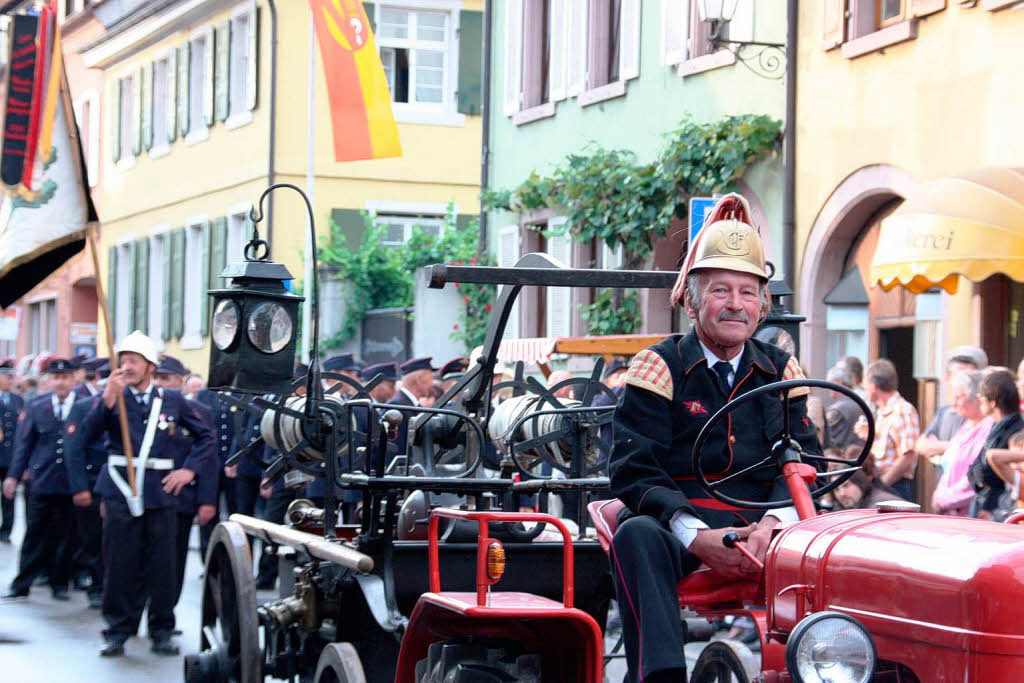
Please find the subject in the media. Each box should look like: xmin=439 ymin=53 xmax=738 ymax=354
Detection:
xmin=117 ymin=330 xmax=160 ymax=366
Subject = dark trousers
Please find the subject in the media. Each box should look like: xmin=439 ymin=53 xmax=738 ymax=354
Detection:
xmin=0 ymin=466 xmax=14 ymax=537
xmin=10 ymin=493 xmax=75 ymax=593
xmin=610 ymin=515 xmax=701 ymax=683
xmin=256 ymin=488 xmax=295 ymax=585
xmin=101 ymin=498 xmax=177 ymax=642
xmin=174 ymin=510 xmax=195 ymax=604
xmin=232 ymin=475 xmax=262 ymax=518
xmin=73 ymin=497 xmax=104 ymax=597
xmin=891 ymin=478 xmax=915 ymax=502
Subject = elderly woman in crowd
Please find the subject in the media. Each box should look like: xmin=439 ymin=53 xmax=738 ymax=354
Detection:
xmin=968 ymin=370 xmax=1024 ymax=520
xmin=930 ymin=370 xmax=993 ymax=516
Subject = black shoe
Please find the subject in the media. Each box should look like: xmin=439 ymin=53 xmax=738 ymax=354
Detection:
xmin=171 ymin=628 xmax=182 ymax=636
xmin=1 ymin=588 xmax=28 ymax=599
xmin=32 ymin=575 xmax=48 ymax=586
xmin=88 ymin=593 xmax=102 ymax=609
xmin=73 ymin=576 xmax=93 ymax=591
xmin=151 ymin=638 xmax=180 ymax=656
xmin=0 ymin=533 xmax=10 ymax=544
xmin=255 ymin=576 xmax=275 ymax=590
xmin=51 ymin=589 xmax=71 ymax=601
xmin=99 ymin=640 xmax=125 ymax=657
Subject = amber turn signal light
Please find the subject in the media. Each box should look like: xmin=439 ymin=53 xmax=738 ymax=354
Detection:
xmin=486 ymin=540 xmax=506 ymax=582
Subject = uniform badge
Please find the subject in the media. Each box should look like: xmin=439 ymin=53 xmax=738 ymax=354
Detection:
xmin=684 ymin=400 xmax=709 ymax=416
xmin=157 ymin=414 xmax=169 ymax=431
xmin=66 ymin=423 xmax=77 ymax=434
xmin=168 ymin=415 xmax=177 ymax=436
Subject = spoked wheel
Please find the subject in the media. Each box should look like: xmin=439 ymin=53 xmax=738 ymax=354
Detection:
xmin=184 ymin=521 xmax=261 ymax=683
xmin=314 ymin=643 xmax=367 ymax=683
xmin=690 ymin=642 xmax=751 ymax=683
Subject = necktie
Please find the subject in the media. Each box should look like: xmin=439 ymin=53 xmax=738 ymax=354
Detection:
xmin=713 ymin=360 xmax=733 ymax=393
xmin=136 ymin=393 xmax=147 ymax=410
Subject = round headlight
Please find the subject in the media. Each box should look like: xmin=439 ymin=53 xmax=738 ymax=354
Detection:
xmin=786 ymin=611 xmax=876 ymax=683
xmin=246 ymin=302 xmax=293 ymax=354
xmin=755 ymin=325 xmax=796 ymax=356
xmin=211 ymin=300 xmax=241 ymax=351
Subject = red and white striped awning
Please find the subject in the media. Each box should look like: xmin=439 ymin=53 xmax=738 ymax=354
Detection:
xmin=496 ymin=337 xmax=560 ymax=364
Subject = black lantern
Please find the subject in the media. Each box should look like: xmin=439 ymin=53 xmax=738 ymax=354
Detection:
xmin=755 ymin=280 xmax=804 ymax=359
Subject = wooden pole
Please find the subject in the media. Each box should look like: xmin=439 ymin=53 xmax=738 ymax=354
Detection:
xmin=86 ymin=224 xmax=136 ymax=496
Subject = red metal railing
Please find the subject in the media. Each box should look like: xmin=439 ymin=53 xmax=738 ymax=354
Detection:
xmin=427 ymin=508 xmax=575 ymax=608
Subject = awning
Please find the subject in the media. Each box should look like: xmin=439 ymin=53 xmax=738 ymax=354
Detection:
xmin=871 ymin=167 xmax=1024 ymax=294
xmin=496 ymin=337 xmax=559 ymax=364
xmin=495 ymin=334 xmax=664 ymax=364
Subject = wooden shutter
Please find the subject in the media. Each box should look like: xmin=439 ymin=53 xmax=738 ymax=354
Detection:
xmin=548 ymin=1 xmax=568 ymax=101
xmin=166 ymin=49 xmax=178 ymax=142
xmin=199 ymin=222 xmax=212 ymax=336
xmin=214 ymin=21 xmax=231 ymax=122
xmin=363 ymin=2 xmax=375 ymax=32
xmin=169 ymin=227 xmax=185 ymax=339
xmin=728 ymin=0 xmax=755 ymax=44
xmin=502 ymin=0 xmax=522 ymax=115
xmin=203 ymin=29 xmax=215 ymax=127
xmin=619 ymin=0 xmax=641 ymax=80
xmin=210 ymin=216 xmax=228 ymax=287
xmin=111 ymin=80 xmax=121 ymax=163
xmin=910 ymin=0 xmax=946 ymax=15
xmin=498 ymin=224 xmax=521 ymax=339
xmin=456 ymin=10 xmax=483 ymax=115
xmin=126 ymin=241 xmax=138 ymax=331
xmin=545 ymin=221 xmax=572 ymax=337
xmin=567 ymin=0 xmax=588 ymax=95
xmin=162 ymin=235 xmax=173 ymax=341
xmin=247 ymin=6 xmax=259 ymax=111
xmin=132 ymin=68 xmax=142 ymax=156
xmin=107 ymin=245 xmax=118 ymax=336
xmin=141 ymin=62 xmax=153 ymax=150
xmin=662 ymin=0 xmax=687 ymax=65
xmin=823 ymin=0 xmax=846 ymax=49
xmin=330 ymin=208 xmax=368 ymax=250
xmin=134 ymin=237 xmax=149 ymax=334
xmin=177 ymin=43 xmax=190 ymax=137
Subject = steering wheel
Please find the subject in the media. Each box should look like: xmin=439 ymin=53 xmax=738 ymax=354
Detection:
xmin=691 ymin=379 xmax=874 ymax=510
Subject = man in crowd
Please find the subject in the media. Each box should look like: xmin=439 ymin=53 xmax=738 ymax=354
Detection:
xmin=324 ymin=353 xmax=361 ymax=392
xmin=192 ymin=373 xmax=236 ymax=557
xmin=856 ymin=358 xmax=920 ymax=501
xmin=69 ymin=331 xmax=213 ymax=658
xmin=2 ymin=358 xmax=82 ymax=601
xmin=75 ymin=357 xmax=105 ymax=399
xmin=824 ymin=363 xmax=866 ymax=451
xmin=437 ymin=357 xmax=469 ymax=392
xmin=0 ymin=357 xmax=24 ymax=543
xmin=609 ymin=194 xmax=819 ymax=682
xmin=364 ymin=362 xmax=398 ymax=404
xmin=546 ymin=370 xmax=575 ymax=400
xmin=388 ymin=357 xmax=435 ymax=457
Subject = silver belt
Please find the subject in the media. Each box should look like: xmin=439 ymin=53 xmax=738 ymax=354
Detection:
xmin=108 ymin=455 xmax=174 ymax=470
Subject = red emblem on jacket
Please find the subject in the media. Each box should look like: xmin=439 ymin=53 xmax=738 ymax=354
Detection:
xmin=683 ymin=400 xmax=708 ymax=416
xmin=66 ymin=423 xmax=77 ymax=434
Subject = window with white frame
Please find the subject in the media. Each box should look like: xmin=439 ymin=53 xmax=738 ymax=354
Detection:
xmin=183 ymin=223 xmax=204 ymax=342
xmin=118 ymin=73 xmax=137 ymax=162
xmin=226 ymin=210 xmax=251 ymax=267
xmin=600 ymin=241 xmax=623 ymax=269
xmin=28 ymin=298 xmax=57 ymax=354
xmin=661 ymin=0 xmax=754 ymax=69
xmin=72 ymin=89 xmax=99 ymax=186
xmin=498 ymin=224 xmax=521 ymax=339
xmin=229 ymin=5 xmax=253 ymax=119
xmin=148 ymin=232 xmax=167 ymax=342
xmin=151 ymin=55 xmax=170 ymax=151
xmin=377 ymin=213 xmax=445 ymax=246
xmin=115 ymin=242 xmax=134 ymax=340
xmin=545 ymin=219 xmax=573 ymax=337
xmin=188 ymin=31 xmax=210 ymax=137
xmin=377 ymin=6 xmax=450 ymax=108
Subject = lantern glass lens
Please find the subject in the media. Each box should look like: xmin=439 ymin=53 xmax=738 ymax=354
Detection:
xmin=212 ymin=300 xmax=240 ymax=350
xmin=247 ymin=302 xmax=293 ymax=354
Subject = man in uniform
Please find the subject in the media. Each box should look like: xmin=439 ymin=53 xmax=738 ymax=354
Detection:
xmin=2 ymin=358 xmax=82 ymax=600
xmin=437 ymin=357 xmax=469 ymax=392
xmin=75 ymin=357 xmax=106 ymax=399
xmin=193 ymin=376 xmax=236 ymax=557
xmin=0 ymin=357 xmax=24 ymax=543
xmin=608 ymin=194 xmax=819 ymax=682
xmin=69 ymin=331 xmax=213 ymax=657
xmin=389 ymin=357 xmax=435 ymax=458
xmin=153 ymin=355 xmax=218 ymax=602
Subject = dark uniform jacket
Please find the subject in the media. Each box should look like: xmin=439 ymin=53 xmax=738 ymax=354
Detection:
xmin=386 ymin=388 xmax=417 ymax=459
xmin=8 ymin=393 xmax=92 ymax=496
xmin=610 ymin=331 xmax=820 ymax=530
xmin=194 ymin=388 xmax=235 ymax=468
xmin=168 ymin=398 xmax=219 ymax=514
xmin=74 ymin=383 xmax=101 ymax=401
xmin=72 ymin=386 xmax=214 ymax=509
xmin=0 ymin=391 xmax=24 ymax=468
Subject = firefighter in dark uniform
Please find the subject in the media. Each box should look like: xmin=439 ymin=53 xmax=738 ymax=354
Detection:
xmin=2 ymin=358 xmax=81 ymax=600
xmin=74 ymin=357 xmax=105 ymax=399
xmin=608 ymin=194 xmax=820 ymax=683
xmin=153 ymin=355 xmax=219 ymax=603
xmin=0 ymin=357 xmax=24 ymax=544
xmin=388 ymin=357 xmax=434 ymax=459
xmin=69 ymin=331 xmax=213 ymax=658
xmin=68 ymin=388 xmax=109 ymax=609
xmin=306 ymin=355 xmax=359 ymax=505
xmin=193 ymin=383 xmax=235 ymax=558
xmin=437 ymin=357 xmax=469 ymax=392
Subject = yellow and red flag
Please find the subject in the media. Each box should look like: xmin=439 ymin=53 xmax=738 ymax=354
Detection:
xmin=308 ymin=0 xmax=402 ymax=162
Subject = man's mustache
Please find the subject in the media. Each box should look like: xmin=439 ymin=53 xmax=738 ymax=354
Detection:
xmin=717 ymin=311 xmax=750 ymax=323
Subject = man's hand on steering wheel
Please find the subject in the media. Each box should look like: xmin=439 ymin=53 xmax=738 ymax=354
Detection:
xmin=689 ymin=525 xmax=755 ymax=579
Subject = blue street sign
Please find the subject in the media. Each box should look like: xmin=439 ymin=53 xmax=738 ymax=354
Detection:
xmin=689 ymin=197 xmax=717 ymax=246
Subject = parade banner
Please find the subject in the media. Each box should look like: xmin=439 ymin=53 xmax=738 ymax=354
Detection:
xmin=0 ymin=7 xmax=97 ymax=308
xmin=308 ymin=0 xmax=402 ymax=162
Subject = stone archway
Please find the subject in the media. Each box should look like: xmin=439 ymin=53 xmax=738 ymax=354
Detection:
xmin=798 ymin=164 xmax=917 ymax=378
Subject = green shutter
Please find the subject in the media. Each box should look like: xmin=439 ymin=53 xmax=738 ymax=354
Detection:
xmin=141 ymin=62 xmax=153 ymax=150
xmin=330 ymin=208 xmax=367 ymax=251
xmin=210 ymin=216 xmax=228 ymax=287
xmin=177 ymin=43 xmax=190 ymax=138
xmin=134 ymin=237 xmax=149 ymax=334
xmin=247 ymin=6 xmax=259 ymax=111
xmin=363 ymin=2 xmax=375 ymax=32
xmin=170 ymin=227 xmax=185 ymax=339
xmin=200 ymin=222 xmax=211 ymax=336
xmin=111 ymin=80 xmax=121 ymax=163
xmin=456 ymin=10 xmax=483 ymax=115
xmin=214 ymin=21 xmax=231 ymax=122
xmin=132 ymin=68 xmax=143 ymax=156
xmin=162 ymin=235 xmax=172 ymax=341
xmin=167 ymin=48 xmax=178 ymax=142
xmin=126 ymin=241 xmax=138 ymax=331
xmin=107 ymin=245 xmax=117 ymax=336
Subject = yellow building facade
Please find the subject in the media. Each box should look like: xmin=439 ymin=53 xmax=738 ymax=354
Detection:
xmin=88 ymin=0 xmax=483 ymax=375
xmin=794 ymin=1 xmax=1024 ymax=405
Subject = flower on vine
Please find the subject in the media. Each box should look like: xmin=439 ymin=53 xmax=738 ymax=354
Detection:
xmin=463 ymin=296 xmax=470 ymax=303
xmin=485 ymin=304 xmax=492 ymax=312
xmin=470 ymin=257 xmax=477 ymax=264
xmin=452 ymin=323 xmax=459 ymax=330
xmin=454 ymin=283 xmax=460 ymax=289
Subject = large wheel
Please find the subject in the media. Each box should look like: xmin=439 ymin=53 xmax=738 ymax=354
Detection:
xmin=416 ymin=641 xmax=542 ymax=682
xmin=314 ymin=643 xmax=366 ymax=683
xmin=689 ymin=641 xmax=751 ymax=683
xmin=184 ymin=521 xmax=262 ymax=683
